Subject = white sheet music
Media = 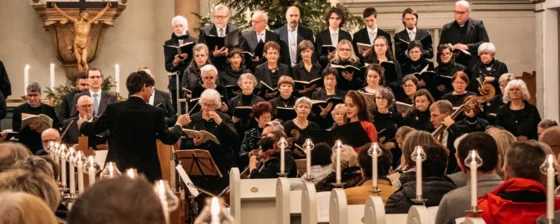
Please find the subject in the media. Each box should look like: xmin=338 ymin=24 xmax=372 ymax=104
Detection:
xmin=317 ymin=192 xmax=330 ymax=223
xmin=176 ymin=164 xmax=200 ymax=197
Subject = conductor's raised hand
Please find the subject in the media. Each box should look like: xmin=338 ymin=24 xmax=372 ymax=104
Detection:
xmin=176 ymin=114 xmax=191 ymax=127
xmin=207 ymin=111 xmax=222 ymax=125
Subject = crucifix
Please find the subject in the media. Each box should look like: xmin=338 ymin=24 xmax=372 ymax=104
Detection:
xmin=48 ymin=0 xmax=119 ymax=72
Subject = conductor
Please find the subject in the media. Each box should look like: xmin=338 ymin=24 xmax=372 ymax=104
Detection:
xmin=78 ymin=70 xmax=190 ymax=182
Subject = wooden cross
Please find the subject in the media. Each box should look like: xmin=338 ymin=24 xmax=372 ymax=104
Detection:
xmin=47 ymin=0 xmax=119 ymax=12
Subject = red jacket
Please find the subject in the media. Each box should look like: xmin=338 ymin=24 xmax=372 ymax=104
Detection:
xmin=354 ymin=121 xmax=377 ymax=152
xmin=475 ymin=178 xmax=560 ymax=224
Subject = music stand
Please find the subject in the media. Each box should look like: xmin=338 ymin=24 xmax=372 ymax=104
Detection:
xmin=175 ymin=149 xmax=223 ymax=179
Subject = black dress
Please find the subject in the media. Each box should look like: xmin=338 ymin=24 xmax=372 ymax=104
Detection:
xmin=373 ymin=109 xmax=403 ymax=168
xmin=455 ymin=116 xmax=490 ymax=133
xmin=268 ymin=95 xmax=297 ymax=121
xmin=496 ymin=101 xmax=541 ymax=140
xmin=440 ymin=91 xmax=477 ymax=107
xmin=282 ymin=120 xmax=321 ymax=153
xmin=311 ymin=88 xmax=347 ymax=129
xmin=433 ymin=61 xmax=466 ymax=100
xmin=218 ymin=65 xmax=251 ymax=87
xmin=403 ymin=109 xmax=434 ymax=132
xmin=326 ymin=60 xmax=364 ymax=91
xmin=484 ymin=94 xmax=504 ymax=125
xmin=470 ymin=58 xmax=508 ymax=95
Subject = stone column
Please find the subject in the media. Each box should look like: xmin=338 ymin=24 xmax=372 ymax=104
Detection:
xmin=175 ymin=0 xmax=200 ymax=38
xmin=535 ymin=3 xmax=559 ymax=121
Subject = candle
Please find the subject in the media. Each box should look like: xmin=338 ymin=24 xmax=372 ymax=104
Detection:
xmin=69 ymin=151 xmax=76 ymax=195
xmin=470 ymin=150 xmax=478 ymax=207
xmin=126 ymin=168 xmax=138 ymax=179
xmin=415 ymin=146 xmax=423 ymax=199
xmin=304 ymin=138 xmax=313 ymax=179
xmin=211 ymin=197 xmax=220 ymax=224
xmin=87 ymin=156 xmax=96 ymax=185
xmin=77 ymin=158 xmax=84 ymax=194
xmin=335 ymin=140 xmax=342 ymax=184
xmin=50 ymin=63 xmax=55 ymax=90
xmin=546 ymin=155 xmax=554 ymax=221
xmin=372 ymin=143 xmax=378 ymax=189
xmin=279 ymin=137 xmax=286 ymax=174
xmin=61 ymin=150 xmax=67 ymax=188
xmin=24 ymin=64 xmax=30 ymax=94
xmin=156 ymin=180 xmax=170 ymax=224
xmin=115 ymin=64 xmax=120 ymax=94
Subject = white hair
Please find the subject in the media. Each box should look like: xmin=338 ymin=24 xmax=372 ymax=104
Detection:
xmin=171 ymin=16 xmax=188 ymax=35
xmin=76 ymin=94 xmax=92 ymax=106
xmin=214 ymin=4 xmax=229 ymax=15
xmin=478 ymin=42 xmax=496 ymax=56
xmin=503 ymin=79 xmax=531 ymax=103
xmin=294 ymin=97 xmax=312 ymax=110
xmin=200 ymin=64 xmax=218 ymax=77
xmin=331 ymin=144 xmax=358 ymax=169
xmin=252 ymin=10 xmax=268 ymax=22
xmin=330 ymin=103 xmax=346 ymax=116
xmin=455 ymin=0 xmax=470 ymax=10
xmin=498 ymin=73 xmax=516 ymax=84
xmin=238 ymin=73 xmax=258 ymax=88
xmin=200 ymin=89 xmax=222 ymax=107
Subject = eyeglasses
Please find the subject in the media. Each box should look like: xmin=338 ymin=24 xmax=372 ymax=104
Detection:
xmin=213 ymin=15 xmax=228 ymax=20
xmin=338 ymin=48 xmax=351 ymax=52
xmin=89 ymin=75 xmax=102 ymax=79
xmin=442 ymin=52 xmax=452 ymax=57
xmin=403 ymin=84 xmax=416 ymax=88
xmin=454 ymin=10 xmax=468 ymax=15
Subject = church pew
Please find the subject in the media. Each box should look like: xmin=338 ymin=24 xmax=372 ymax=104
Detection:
xmin=301 ymin=180 xmax=317 ymax=224
xmin=229 ymin=168 xmax=280 ymax=224
xmin=276 ymin=177 xmax=304 ymax=224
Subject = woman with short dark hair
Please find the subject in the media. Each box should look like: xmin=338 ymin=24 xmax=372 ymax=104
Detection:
xmin=239 ymin=101 xmax=273 ymax=168
xmin=401 ymin=41 xmax=435 ymax=93
xmin=433 ymin=44 xmax=466 ymax=100
xmin=293 ymin=40 xmax=322 ymax=97
xmin=403 ymin=89 xmax=435 ymax=131
xmin=219 ymin=48 xmax=251 ymax=93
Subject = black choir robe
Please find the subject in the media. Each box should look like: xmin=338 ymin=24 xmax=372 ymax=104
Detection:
xmin=274 ymin=24 xmax=315 ymax=65
xmin=314 ymin=29 xmax=353 ymax=68
xmin=326 ymin=60 xmax=364 ymax=91
xmin=13 ymin=103 xmax=59 ymax=154
xmin=394 ymin=28 xmax=434 ymax=65
xmin=496 ymin=101 xmax=541 ymax=140
xmin=403 ymin=109 xmax=434 ymax=132
xmin=57 ymin=90 xmax=81 ymax=122
xmin=198 ymin=23 xmax=240 ymax=71
xmin=164 ymin=32 xmax=199 ymax=106
xmin=268 ymin=95 xmax=297 ymax=119
xmin=470 ymin=58 xmax=508 ymax=95
xmin=311 ymin=88 xmax=347 ymax=129
xmin=80 ymin=96 xmax=183 ymax=182
xmin=439 ymin=18 xmax=490 ymax=67
xmin=433 ymin=61 xmax=466 ymax=100
xmin=241 ymin=30 xmax=290 ymax=71
xmin=352 ymin=27 xmax=392 ymax=62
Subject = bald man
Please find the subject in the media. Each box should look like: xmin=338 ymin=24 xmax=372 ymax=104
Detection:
xmin=61 ymin=95 xmax=109 ymax=150
xmin=34 ymin=128 xmax=60 ymax=155
xmin=274 ymin=6 xmax=315 ymax=66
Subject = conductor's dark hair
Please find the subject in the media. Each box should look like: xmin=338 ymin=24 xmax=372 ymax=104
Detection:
xmin=311 ymin=143 xmax=333 ymax=166
xmin=322 ymin=67 xmax=339 ymax=79
xmin=457 ymin=132 xmax=499 ymax=172
xmin=402 ymin=8 xmax=419 ymax=26
xmin=88 ymin=68 xmax=103 ymax=78
xmin=77 ymin=71 xmax=89 ymax=80
xmin=436 ymin=44 xmax=455 ymax=65
xmin=324 ymin=7 xmax=345 ymax=27
xmin=345 ymin=90 xmax=372 ymax=122
xmin=359 ymin=143 xmax=392 ymax=178
xmin=126 ymin=71 xmax=155 ymax=95
xmin=67 ymin=177 xmax=165 ymax=224
xmin=252 ymin=101 xmax=272 ymax=119
xmin=422 ymin=144 xmax=449 ymax=177
xmin=363 ymin=7 xmax=377 ymax=18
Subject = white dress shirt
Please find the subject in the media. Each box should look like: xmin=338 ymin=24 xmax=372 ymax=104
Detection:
xmin=288 ymin=26 xmax=298 ymax=66
xmin=408 ymin=27 xmax=417 ymax=41
xmin=149 ymin=89 xmax=155 ymax=105
xmin=329 ymin=27 xmax=339 ymax=46
xmin=257 ymin=31 xmax=266 ymax=43
xmin=366 ymin=26 xmax=378 ymax=45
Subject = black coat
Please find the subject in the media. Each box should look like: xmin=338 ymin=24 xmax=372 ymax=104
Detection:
xmin=57 ymin=90 xmax=80 ymax=122
xmin=0 ymin=60 xmax=11 ymax=97
xmin=80 ymin=96 xmax=183 ymax=182
xmin=394 ymin=28 xmax=434 ymax=65
xmin=275 ymin=24 xmax=315 ymax=65
xmin=352 ymin=27 xmax=392 ymax=62
xmin=13 ymin=103 xmax=59 ymax=154
xmin=484 ymin=94 xmax=504 ymax=125
xmin=496 ymin=101 xmax=542 ymax=140
xmin=219 ymin=65 xmax=251 ymax=87
xmin=71 ymin=91 xmax=118 ymax=118
xmin=439 ymin=18 xmax=490 ymax=67
xmin=315 ymin=29 xmax=353 ymax=68
xmin=385 ymin=176 xmax=456 ymax=214
xmin=403 ymin=109 xmax=434 ymax=132
xmin=181 ymin=63 xmax=207 ymax=94
xmin=153 ymin=89 xmax=177 ymax=127
xmin=326 ymin=61 xmax=363 ymax=91
xmin=470 ymin=59 xmax=508 ymax=95
xmin=241 ymin=30 xmax=290 ymax=71
xmin=249 ymin=153 xmax=297 ymax=179
xmin=311 ymin=88 xmax=347 ymax=129
xmin=199 ymin=23 xmax=239 ymax=71
xmin=254 ymin=62 xmax=291 ymax=98
xmin=268 ymin=95 xmax=297 ymax=118
xmin=455 ymin=116 xmax=490 ymax=133
xmin=433 ymin=62 xmax=466 ymax=99
xmin=61 ymin=116 xmax=109 ymax=149
xmin=164 ymin=33 xmax=199 ymax=90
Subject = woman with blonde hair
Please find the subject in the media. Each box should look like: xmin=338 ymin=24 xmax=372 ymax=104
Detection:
xmin=315 ymin=144 xmax=362 ymax=192
xmin=327 ymin=39 xmax=363 ymax=91
xmin=490 ymin=130 xmax=516 ymax=172
xmin=0 ymin=169 xmax=60 ymax=212
xmin=0 ymin=192 xmax=58 ymax=224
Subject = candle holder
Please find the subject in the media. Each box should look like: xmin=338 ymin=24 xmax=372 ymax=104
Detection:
xmin=540 ymin=154 xmax=557 ymax=224
xmin=331 ymin=140 xmax=344 ymax=188
xmin=125 ymin=168 xmax=139 ymax=179
xmin=100 ymin=162 xmax=122 ymax=180
xmin=368 ymin=142 xmax=383 ymax=194
xmin=303 ymin=138 xmax=315 ymax=181
xmin=66 ymin=147 xmax=78 ymax=199
xmin=277 ymin=137 xmax=289 ymax=177
xmin=193 ymin=197 xmax=235 ymax=224
xmin=84 ymin=156 xmax=100 ymax=187
xmin=59 ymin=144 xmax=70 ymax=192
xmin=410 ymin=146 xmax=427 ymax=205
xmin=465 ymin=150 xmax=483 ymax=215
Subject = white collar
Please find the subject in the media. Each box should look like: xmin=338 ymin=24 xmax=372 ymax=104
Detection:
xmin=407 ymin=27 xmax=417 ymax=33
xmin=216 ymin=24 xmax=227 ymax=30
xmin=256 ymin=30 xmax=266 ymax=36
xmin=89 ymin=89 xmax=102 ymax=96
xmin=288 ymin=25 xmax=298 ymax=33
xmin=329 ymin=27 xmax=339 ymax=34
xmin=366 ymin=26 xmax=378 ymax=35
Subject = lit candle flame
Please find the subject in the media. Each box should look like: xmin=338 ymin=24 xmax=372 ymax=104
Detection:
xmin=25 ymin=64 xmax=30 ymax=70
xmin=157 ymin=180 xmax=166 ymax=198
xmin=211 ymin=197 xmax=220 ymax=216
xmin=336 ymin=140 xmax=342 ymax=149
xmin=126 ymin=169 xmax=137 ymax=178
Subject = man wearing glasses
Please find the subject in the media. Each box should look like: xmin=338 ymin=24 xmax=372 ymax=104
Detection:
xmin=439 ymin=0 xmax=489 ymax=68
xmin=61 ymin=95 xmax=109 ymax=150
xmin=71 ymin=68 xmax=118 ymax=118
xmin=198 ymin=5 xmax=239 ymax=71
xmin=57 ymin=71 xmax=89 ymax=122
xmin=12 ymin=83 xmax=60 ymax=154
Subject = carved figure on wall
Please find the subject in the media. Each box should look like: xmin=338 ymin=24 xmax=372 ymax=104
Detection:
xmin=52 ymin=2 xmax=112 ymax=72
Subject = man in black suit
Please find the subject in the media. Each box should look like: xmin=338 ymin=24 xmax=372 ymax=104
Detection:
xmin=0 ymin=60 xmax=11 ymax=99
xmin=79 ymin=71 xmax=190 ymax=182
xmin=164 ymin=15 xmax=198 ymax=111
xmin=199 ymin=5 xmax=240 ymax=71
xmin=71 ymin=68 xmax=118 ymax=118
xmin=352 ymin=7 xmax=392 ymax=59
xmin=242 ymin=10 xmax=290 ymax=71
xmin=394 ymin=8 xmax=434 ymax=65
xmin=58 ymin=72 xmax=89 ymax=122
xmin=315 ymin=7 xmax=353 ymax=68
xmin=439 ymin=0 xmax=489 ymax=67
xmin=139 ymin=67 xmax=177 ymax=127
xmin=61 ymin=95 xmax=109 ymax=150
xmin=274 ymin=6 xmax=315 ymax=67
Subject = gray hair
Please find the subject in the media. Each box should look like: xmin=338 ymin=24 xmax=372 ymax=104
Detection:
xmin=330 ymin=103 xmax=346 ymax=116
xmin=294 ymin=97 xmax=312 ymax=109
xmin=503 ymin=79 xmax=531 ymax=102
xmin=478 ymin=42 xmax=496 ymax=56
xmin=200 ymin=64 xmax=218 ymax=77
xmin=539 ymin=119 xmax=558 ymax=129
xmin=506 ymin=140 xmax=550 ymax=182
xmin=498 ymin=73 xmax=516 ymax=84
xmin=253 ymin=10 xmax=268 ymax=21
xmin=0 ymin=143 xmax=32 ymax=172
xmin=214 ymin=4 xmax=229 ymax=15
xmin=171 ymin=15 xmax=188 ymax=31
xmin=76 ymin=94 xmax=92 ymax=106
xmin=199 ymin=89 xmax=221 ymax=106
xmin=331 ymin=144 xmax=358 ymax=169
xmin=375 ymin=88 xmax=395 ymax=108
xmin=11 ymin=156 xmax=54 ymax=179
xmin=0 ymin=169 xmax=60 ymax=212
xmin=238 ymin=73 xmax=258 ymax=88
xmin=27 ymin=82 xmax=41 ymax=94
xmin=455 ymin=0 xmax=470 ymax=10
xmin=264 ymin=120 xmax=286 ymax=140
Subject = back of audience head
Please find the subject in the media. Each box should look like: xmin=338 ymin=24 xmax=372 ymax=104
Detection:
xmin=11 ymin=156 xmax=54 ymax=178
xmin=0 ymin=192 xmax=58 ymax=224
xmin=422 ymin=144 xmax=449 ymax=177
xmin=540 ymin=126 xmax=560 ymax=157
xmin=359 ymin=143 xmax=392 ymax=179
xmin=332 ymin=144 xmax=358 ymax=170
xmin=0 ymin=169 xmax=60 ymax=211
xmin=490 ymin=130 xmax=516 ymax=169
xmin=457 ymin=132 xmax=499 ymax=174
xmin=538 ymin=119 xmax=558 ymax=138
xmin=402 ymin=130 xmax=438 ymax=169
xmin=395 ymin=126 xmax=414 ymax=149
xmin=311 ymin=143 xmax=333 ymax=166
xmin=505 ymin=140 xmax=551 ymax=183
xmin=68 ymin=176 xmax=166 ymax=224
xmin=0 ymin=142 xmax=32 ymax=172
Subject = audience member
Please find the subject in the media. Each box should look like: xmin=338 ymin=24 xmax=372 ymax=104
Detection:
xmin=0 ymin=192 xmax=58 ymax=224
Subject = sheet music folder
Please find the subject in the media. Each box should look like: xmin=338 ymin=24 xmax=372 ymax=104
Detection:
xmin=175 ymin=149 xmax=223 ymax=178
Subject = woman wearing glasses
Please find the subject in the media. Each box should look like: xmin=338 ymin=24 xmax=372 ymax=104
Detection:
xmin=433 ymin=44 xmax=466 ymax=100
xmin=440 ymin=71 xmax=476 ymax=107
xmin=326 ymin=39 xmax=363 ymax=91
xmin=364 ymin=36 xmax=403 ymax=94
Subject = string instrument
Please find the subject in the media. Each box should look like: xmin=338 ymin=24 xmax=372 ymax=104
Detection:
xmin=432 ymin=82 xmax=495 ymax=140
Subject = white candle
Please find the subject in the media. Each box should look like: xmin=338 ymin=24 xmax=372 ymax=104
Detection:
xmin=88 ymin=163 xmax=96 ymax=186
xmin=61 ymin=154 xmax=67 ymax=188
xmin=24 ymin=64 xmax=30 ymax=94
xmin=115 ymin=64 xmax=120 ymax=94
xmin=415 ymin=147 xmax=422 ymax=199
xmin=335 ymin=140 xmax=342 ymax=184
xmin=157 ymin=180 xmax=170 ymax=224
xmin=547 ymin=155 xmax=554 ymax=220
xmin=305 ymin=139 xmax=312 ymax=179
xmin=50 ymin=63 xmax=55 ymax=90
xmin=470 ymin=150 xmax=478 ymax=207
xmin=372 ymin=143 xmax=378 ymax=189
xmin=70 ymin=159 xmax=76 ymax=195
xmin=211 ymin=197 xmax=220 ymax=224
xmin=77 ymin=159 xmax=84 ymax=194
xmin=280 ymin=137 xmax=286 ymax=174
